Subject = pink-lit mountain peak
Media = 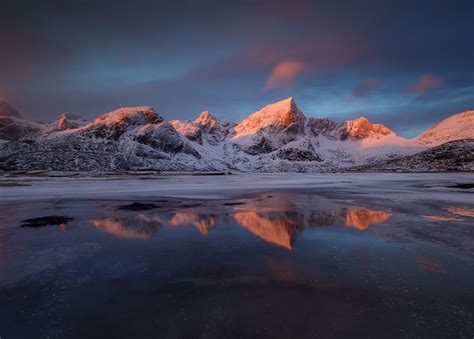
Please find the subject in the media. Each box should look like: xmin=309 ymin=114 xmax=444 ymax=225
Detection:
xmin=235 ymin=97 xmax=304 ymax=136
xmin=90 ymin=106 xmax=163 ymax=127
xmin=195 ymin=111 xmax=218 ymax=128
xmin=342 ymin=116 xmax=395 ymax=140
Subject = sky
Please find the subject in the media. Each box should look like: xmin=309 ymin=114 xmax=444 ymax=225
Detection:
xmin=1 ymin=0 xmax=473 ymax=137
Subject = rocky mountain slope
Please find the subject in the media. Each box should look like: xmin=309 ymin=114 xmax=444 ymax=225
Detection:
xmin=0 ymin=98 xmax=472 ymax=172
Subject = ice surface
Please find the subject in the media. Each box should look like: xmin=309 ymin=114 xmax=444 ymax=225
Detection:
xmin=1 ymin=172 xmax=474 ymax=337
xmin=1 ymin=172 xmax=473 ymax=204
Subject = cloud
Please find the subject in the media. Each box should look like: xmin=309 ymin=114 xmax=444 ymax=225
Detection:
xmin=264 ymin=60 xmax=309 ymax=91
xmin=408 ymin=74 xmax=444 ymax=93
xmin=351 ymin=77 xmax=381 ymax=98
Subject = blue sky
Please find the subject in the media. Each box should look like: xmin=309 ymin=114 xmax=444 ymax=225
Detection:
xmin=1 ymin=0 xmax=473 ymax=137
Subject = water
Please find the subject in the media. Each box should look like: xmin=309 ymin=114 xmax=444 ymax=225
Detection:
xmin=0 ymin=174 xmax=473 ymax=338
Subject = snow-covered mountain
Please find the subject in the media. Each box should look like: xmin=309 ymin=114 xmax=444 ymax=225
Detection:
xmin=414 ymin=110 xmax=474 ymax=146
xmin=170 ymin=111 xmax=232 ymax=146
xmin=0 ymin=100 xmax=42 ymax=141
xmin=0 ymin=98 xmax=472 ymax=172
xmin=233 ymin=97 xmax=304 ymax=137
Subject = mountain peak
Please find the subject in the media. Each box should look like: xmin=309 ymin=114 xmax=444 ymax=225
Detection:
xmin=352 ymin=116 xmax=370 ymax=124
xmin=234 ymin=97 xmax=304 ymax=137
xmin=0 ymin=100 xmax=21 ymax=118
xmin=268 ymin=97 xmax=297 ymax=112
xmin=195 ymin=111 xmax=218 ymax=128
xmin=340 ymin=116 xmax=394 ymax=140
xmin=90 ymin=106 xmax=163 ymax=127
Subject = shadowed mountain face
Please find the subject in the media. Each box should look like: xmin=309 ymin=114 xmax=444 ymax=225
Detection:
xmin=89 ymin=194 xmax=392 ymax=249
xmin=0 ymin=98 xmax=472 ymax=172
xmin=0 ymin=100 xmax=41 ymax=141
xmin=0 ymin=100 xmax=21 ymax=118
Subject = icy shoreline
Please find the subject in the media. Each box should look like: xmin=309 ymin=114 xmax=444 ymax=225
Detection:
xmin=1 ymin=172 xmax=473 ymax=204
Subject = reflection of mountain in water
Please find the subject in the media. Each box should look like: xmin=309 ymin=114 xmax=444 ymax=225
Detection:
xmin=234 ymin=211 xmax=299 ymax=250
xmin=234 ymin=208 xmax=391 ymax=249
xmin=169 ymin=213 xmax=217 ymax=235
xmin=91 ymin=214 xmax=162 ymax=240
xmin=90 ymin=195 xmax=391 ymax=249
xmin=345 ymin=208 xmax=392 ymax=230
xmin=444 ymin=206 xmax=474 ymax=218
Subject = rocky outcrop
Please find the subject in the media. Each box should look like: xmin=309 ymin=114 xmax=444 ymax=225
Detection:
xmin=336 ymin=117 xmax=395 ymax=141
xmin=54 ymin=113 xmax=88 ymax=131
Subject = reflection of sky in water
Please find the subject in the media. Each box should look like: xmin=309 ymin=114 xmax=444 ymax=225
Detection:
xmin=0 ymin=192 xmax=473 ymax=337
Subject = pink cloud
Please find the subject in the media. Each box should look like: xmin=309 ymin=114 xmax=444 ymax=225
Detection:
xmin=247 ymin=34 xmax=364 ymax=70
xmin=264 ymin=60 xmax=309 ymax=91
xmin=351 ymin=77 xmax=380 ymax=98
xmin=408 ymin=74 xmax=444 ymax=93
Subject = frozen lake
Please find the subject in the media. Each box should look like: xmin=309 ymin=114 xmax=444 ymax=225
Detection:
xmin=0 ymin=173 xmax=473 ymax=337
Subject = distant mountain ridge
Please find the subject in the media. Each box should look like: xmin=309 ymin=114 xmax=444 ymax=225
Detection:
xmin=0 ymin=98 xmax=473 ymax=172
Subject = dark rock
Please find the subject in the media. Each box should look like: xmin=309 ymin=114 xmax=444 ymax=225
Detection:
xmin=117 ymin=202 xmax=159 ymax=211
xmin=21 ymin=215 xmax=73 ymax=227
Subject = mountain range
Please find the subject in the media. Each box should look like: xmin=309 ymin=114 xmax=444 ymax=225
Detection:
xmin=0 ymin=98 xmax=472 ymax=172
